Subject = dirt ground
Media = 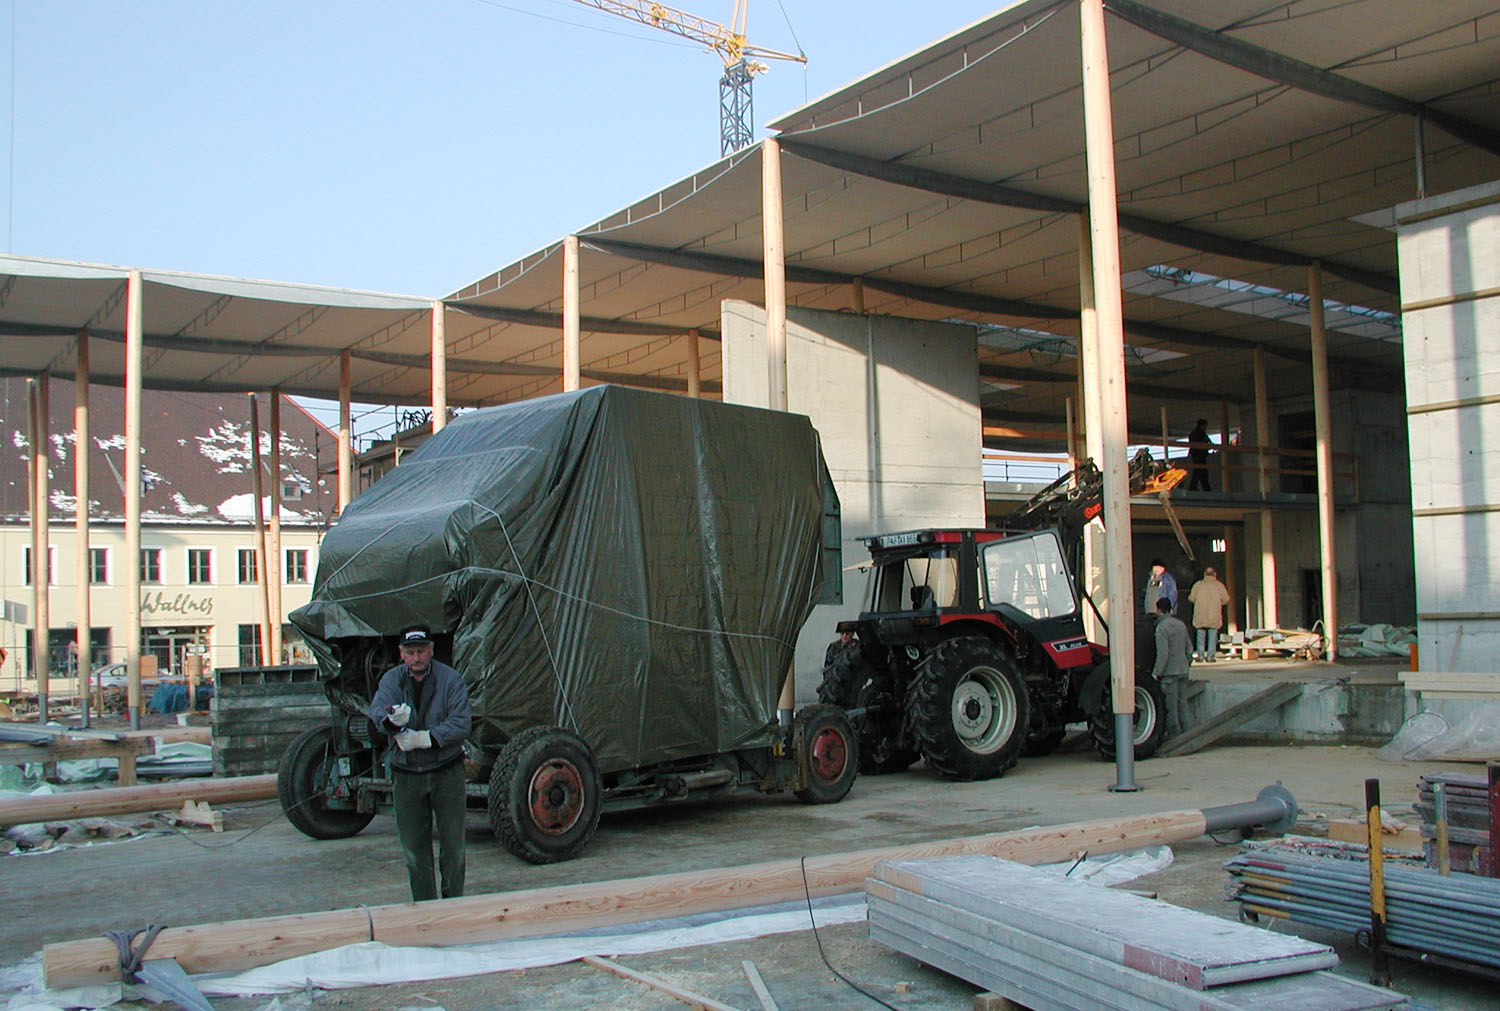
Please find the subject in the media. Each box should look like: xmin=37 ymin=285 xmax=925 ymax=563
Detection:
xmin=4 ymin=721 xmax=1497 ymax=1010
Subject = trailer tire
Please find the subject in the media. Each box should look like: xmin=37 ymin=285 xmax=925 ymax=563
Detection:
xmin=792 ymin=704 xmax=858 ymax=804
xmin=1090 ymin=672 xmax=1168 ymax=761
xmin=911 ymin=636 xmax=1029 ymax=781
xmin=489 ymin=726 xmax=602 ymax=864
xmin=817 ymin=652 xmax=916 ymax=774
xmin=277 ymin=726 xmax=375 ymax=840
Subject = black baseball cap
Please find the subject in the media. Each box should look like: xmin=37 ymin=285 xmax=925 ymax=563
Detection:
xmin=398 ymin=625 xmax=433 ymax=647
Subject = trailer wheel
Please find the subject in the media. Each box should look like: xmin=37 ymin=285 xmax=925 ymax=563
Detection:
xmin=792 ymin=704 xmax=858 ymax=804
xmin=277 ymin=726 xmax=375 ymax=840
xmin=488 ymin=726 xmax=602 ymax=864
xmin=911 ymin=636 xmax=1029 ymax=781
xmin=1090 ymin=672 xmax=1167 ymax=761
xmin=817 ymin=652 xmax=916 ymax=774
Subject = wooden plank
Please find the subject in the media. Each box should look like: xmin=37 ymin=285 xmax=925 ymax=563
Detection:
xmin=42 ymin=806 xmax=1213 ymax=987
xmin=1157 ymin=682 xmax=1302 ymax=758
xmin=1327 ymin=819 xmax=1423 ymax=852
xmin=0 ymin=737 xmax=155 ymax=766
xmin=741 ymin=960 xmax=779 ymax=1011
xmin=872 ymin=857 xmax=1336 ymax=989
xmin=0 ymin=775 xmax=276 ymax=827
xmin=581 ymin=955 xmax=743 ymax=1011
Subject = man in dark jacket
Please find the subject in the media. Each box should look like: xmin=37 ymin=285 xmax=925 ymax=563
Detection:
xmin=369 ymin=625 xmax=472 ymax=901
xmin=1187 ymin=418 xmax=1213 ymax=491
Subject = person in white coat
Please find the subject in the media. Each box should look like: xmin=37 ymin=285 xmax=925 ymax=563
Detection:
xmin=1188 ymin=567 xmax=1231 ymax=662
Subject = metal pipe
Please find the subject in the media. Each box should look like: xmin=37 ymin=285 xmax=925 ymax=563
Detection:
xmin=1435 ymin=781 xmax=1450 ymax=876
xmin=1201 ymin=783 xmax=1298 ymax=836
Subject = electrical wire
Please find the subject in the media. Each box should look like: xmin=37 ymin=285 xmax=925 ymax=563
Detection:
xmin=799 ymin=856 xmax=903 ymax=1011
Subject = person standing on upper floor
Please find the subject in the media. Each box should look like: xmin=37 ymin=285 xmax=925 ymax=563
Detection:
xmin=1143 ymin=559 xmax=1178 ymax=615
xmin=1188 ymin=566 xmax=1232 ymax=662
xmin=1187 ymin=418 xmax=1213 ymax=491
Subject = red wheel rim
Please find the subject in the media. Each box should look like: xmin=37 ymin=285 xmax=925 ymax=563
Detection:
xmin=809 ymin=727 xmax=849 ymax=784
xmin=528 ymin=758 xmax=585 ymax=835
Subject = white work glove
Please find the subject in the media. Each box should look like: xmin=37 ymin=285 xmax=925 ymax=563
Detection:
xmin=386 ymin=703 xmax=412 ymax=728
xmin=394 ymin=729 xmax=432 ymax=752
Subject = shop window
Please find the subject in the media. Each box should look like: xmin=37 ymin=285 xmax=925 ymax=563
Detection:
xmin=238 ymin=624 xmax=263 ymax=667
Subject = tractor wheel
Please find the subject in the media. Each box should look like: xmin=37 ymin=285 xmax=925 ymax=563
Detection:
xmin=816 ymin=652 xmax=917 ymax=774
xmin=791 ymin=704 xmax=858 ymax=804
xmin=911 ymin=636 xmax=1029 ymax=781
xmin=277 ymin=726 xmax=375 ymax=840
xmin=1091 ymin=673 xmax=1168 ymax=761
xmin=488 ymin=726 xmax=602 ymax=864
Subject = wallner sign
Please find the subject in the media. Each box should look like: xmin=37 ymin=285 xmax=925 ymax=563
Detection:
xmin=140 ymin=591 xmax=214 ymax=617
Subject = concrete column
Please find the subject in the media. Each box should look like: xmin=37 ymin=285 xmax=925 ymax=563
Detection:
xmin=562 ymin=236 xmax=581 ymax=393
xmin=75 ymin=333 xmax=93 ymax=716
xmin=431 ymin=301 xmax=448 ymax=432
xmin=249 ymin=395 xmax=272 ymax=666
xmin=1309 ymin=264 xmax=1337 ymax=660
xmin=763 ymin=138 xmax=789 ymax=414
xmin=268 ymin=391 xmax=283 ymax=664
xmin=1081 ymin=0 xmax=1139 ymax=790
xmin=124 ymin=270 xmax=144 ymax=729
xmin=686 ymin=329 xmax=702 ymax=399
xmin=1253 ymin=345 xmax=1277 ymax=627
xmin=338 ymin=350 xmax=353 ymax=513
xmin=850 ymin=278 xmax=866 ymax=314
xmin=28 ymin=376 xmax=50 ymax=721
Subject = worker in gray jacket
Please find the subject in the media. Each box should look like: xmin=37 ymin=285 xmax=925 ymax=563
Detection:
xmin=368 ymin=625 xmax=473 ymax=901
xmin=1150 ymin=597 xmax=1193 ymax=741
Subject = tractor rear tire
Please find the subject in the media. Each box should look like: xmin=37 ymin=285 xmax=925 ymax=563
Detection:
xmin=488 ymin=726 xmax=602 ymax=864
xmin=1091 ymin=673 xmax=1168 ymax=761
xmin=911 ymin=636 xmax=1029 ymax=781
xmin=277 ymin=726 xmax=375 ymax=840
xmin=817 ymin=652 xmax=917 ymax=774
xmin=791 ymin=704 xmax=858 ymax=804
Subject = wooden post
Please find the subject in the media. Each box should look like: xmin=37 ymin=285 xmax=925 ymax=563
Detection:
xmin=75 ymin=334 xmax=93 ymax=715
xmin=1219 ymin=400 xmax=1231 ymax=493
xmin=337 ymin=350 xmax=353 ymax=513
xmin=1160 ymin=405 xmax=1169 ymax=463
xmin=28 ymin=376 xmax=51 ymax=721
xmin=267 ymin=391 xmax=283 ymax=665
xmin=1081 ymin=0 xmax=1138 ymax=789
xmin=686 ymin=329 xmax=702 ymax=399
xmin=763 ymin=137 xmax=789 ymax=414
xmin=1223 ymin=524 xmax=1239 ymax=638
xmin=1253 ymin=345 xmax=1277 ymax=629
xmin=431 ymin=300 xmax=447 ymax=431
xmin=249 ymin=395 xmax=272 ymax=666
xmin=1309 ymin=264 xmax=1337 ymax=660
xmin=851 ymin=277 xmax=866 ymax=314
xmin=1077 ymin=213 xmax=1105 ymax=645
xmin=562 ymin=235 xmax=581 ymax=393
xmin=124 ymin=271 xmax=144 ymax=729
xmin=1064 ymin=397 xmax=1077 ymax=471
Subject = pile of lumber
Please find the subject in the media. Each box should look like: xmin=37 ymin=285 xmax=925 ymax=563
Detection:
xmin=867 ymin=854 xmax=1406 ymax=1010
xmin=1417 ymin=771 xmax=1494 ymax=874
xmin=212 ymin=665 xmax=330 ymax=776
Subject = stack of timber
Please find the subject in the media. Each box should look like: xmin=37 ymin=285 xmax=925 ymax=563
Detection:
xmin=867 ymin=855 xmax=1406 ymax=1010
xmin=1226 ymin=841 xmax=1500 ymax=972
xmin=1417 ymin=772 xmax=1494 ymax=875
xmin=211 ymin=665 xmax=330 ymax=777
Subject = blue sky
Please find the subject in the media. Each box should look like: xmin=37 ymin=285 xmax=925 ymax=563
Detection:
xmin=6 ymin=1 xmax=1007 ymax=298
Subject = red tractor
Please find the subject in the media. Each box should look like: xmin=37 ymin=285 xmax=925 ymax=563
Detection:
xmin=819 ymin=453 xmax=1186 ymax=781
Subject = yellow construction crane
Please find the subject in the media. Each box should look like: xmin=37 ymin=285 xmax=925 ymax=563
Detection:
xmin=570 ymin=1 xmax=806 ymax=155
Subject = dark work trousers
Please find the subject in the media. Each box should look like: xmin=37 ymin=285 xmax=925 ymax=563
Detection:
xmin=393 ymin=761 xmax=467 ymax=901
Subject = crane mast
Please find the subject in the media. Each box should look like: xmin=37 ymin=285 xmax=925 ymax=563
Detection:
xmin=571 ymin=0 xmax=805 ymax=155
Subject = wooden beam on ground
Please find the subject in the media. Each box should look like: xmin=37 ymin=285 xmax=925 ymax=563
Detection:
xmin=741 ymin=960 xmax=779 ymax=1011
xmin=44 ymin=806 xmax=1214 ymax=987
xmin=1157 ymin=682 xmax=1303 ymax=758
xmin=582 ymin=955 xmax=743 ymax=1011
xmin=0 ymin=774 xmax=275 ymax=827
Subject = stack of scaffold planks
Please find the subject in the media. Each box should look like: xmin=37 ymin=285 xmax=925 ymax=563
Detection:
xmin=867 ymin=854 xmax=1408 ymax=1010
xmin=1416 ymin=770 xmax=1495 ymax=875
xmin=211 ymin=665 xmax=330 ymax=777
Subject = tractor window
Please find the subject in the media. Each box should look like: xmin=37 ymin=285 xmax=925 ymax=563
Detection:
xmin=871 ymin=547 xmax=961 ymax=611
xmin=982 ymin=534 xmax=1077 ymax=620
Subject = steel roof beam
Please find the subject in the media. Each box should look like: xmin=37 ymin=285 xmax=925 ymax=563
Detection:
xmin=446 ymin=301 xmax=699 ymax=337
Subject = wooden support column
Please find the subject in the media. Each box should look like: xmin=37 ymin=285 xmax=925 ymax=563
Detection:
xmin=431 ymin=300 xmax=447 ymax=431
xmin=686 ymin=329 xmax=702 ymax=399
xmin=562 ymin=236 xmax=581 ymax=393
xmin=1253 ymin=346 xmax=1277 ymax=628
xmin=1160 ymin=406 xmax=1170 ymax=462
xmin=1064 ymin=397 xmax=1077 ymax=470
xmin=1309 ymin=264 xmax=1337 ymax=660
xmin=124 ymin=271 xmax=144 ymax=729
xmin=850 ymin=277 xmax=866 ymax=314
xmin=28 ymin=376 xmax=50 ymax=721
xmin=1223 ymin=524 xmax=1239 ymax=637
xmin=1081 ymin=0 xmax=1139 ymax=790
xmin=1077 ymin=214 xmax=1105 ymax=645
xmin=763 ymin=137 xmax=789 ymax=414
xmin=249 ymin=395 xmax=272 ymax=666
xmin=1219 ymin=400 xmax=1231 ymax=493
xmin=75 ymin=334 xmax=93 ymax=715
xmin=337 ymin=350 xmax=353 ymax=513
xmin=267 ymin=391 xmax=283 ymax=664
